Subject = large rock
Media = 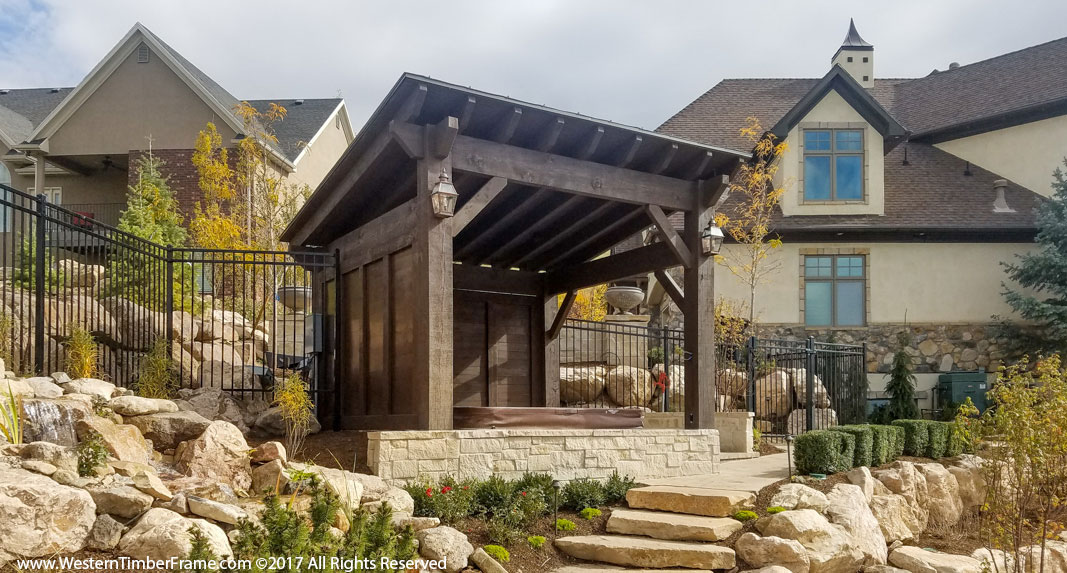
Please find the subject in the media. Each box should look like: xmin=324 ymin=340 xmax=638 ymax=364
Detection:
xmin=873 ymin=461 xmax=930 ymax=532
xmin=198 ymin=360 xmax=256 ymax=391
xmin=117 ymin=507 xmax=231 ymax=561
xmin=786 ymin=408 xmax=839 ymax=435
xmin=126 ymin=410 xmax=212 ymax=450
xmin=791 ymin=370 xmax=831 ymax=408
xmin=362 ymin=486 xmax=415 ymax=517
xmin=101 ymin=298 xmax=166 ymax=351
xmin=914 ymin=463 xmax=963 ymax=527
xmin=186 ymin=495 xmax=247 ymax=525
xmin=888 ymin=546 xmax=980 ymax=573
xmin=288 ymin=464 xmax=366 ymax=510
xmin=554 ymin=534 xmax=735 ymax=570
xmin=869 ymin=494 xmax=922 ymax=542
xmin=108 ymin=396 xmax=179 ymax=417
xmin=251 ymin=441 xmax=287 ymax=464
xmin=75 ymin=415 xmax=152 ymax=464
xmin=87 ymin=514 xmax=125 ymax=551
xmin=23 ymin=377 xmax=64 ymax=398
xmin=607 ymin=508 xmax=742 ymax=542
xmin=735 ymin=532 xmax=810 ymax=573
xmin=970 ymin=548 xmax=1015 ymax=572
xmin=559 ymin=365 xmax=607 ymax=404
xmin=604 ymin=365 xmax=655 ymax=407
xmin=755 ymin=509 xmax=865 ymax=573
xmin=825 ymin=484 xmax=888 ymax=566
xmin=847 ymin=466 xmax=892 ymax=502
xmin=941 ymin=455 xmax=986 ymax=511
xmin=133 ymin=472 xmax=173 ymax=501
xmin=0 ymin=467 xmax=97 ymax=565
xmin=62 ymin=378 xmax=117 ymax=401
xmin=175 ymin=388 xmax=249 ymax=433
xmin=19 ymin=441 xmax=78 ymax=473
xmin=416 ymin=526 xmax=475 ymax=573
xmin=718 ymin=368 xmax=749 ymax=398
xmin=171 ymin=311 xmax=201 ymax=343
xmin=86 ymin=484 xmax=155 ymax=519
xmin=626 ymin=486 xmax=755 ymax=517
xmin=254 ymin=406 xmax=321 ymax=436
xmin=771 ymin=484 xmax=829 ymax=512
xmin=174 ymin=421 xmax=252 ymax=491
xmin=755 ymin=371 xmax=792 ymax=418
xmin=471 ymin=547 xmax=509 ymax=573
xmin=1017 ymin=541 xmax=1067 ymax=573
xmin=252 ymin=459 xmax=289 ymax=494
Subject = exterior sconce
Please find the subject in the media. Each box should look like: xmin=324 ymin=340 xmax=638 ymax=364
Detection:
xmin=430 ymin=169 xmax=458 ymax=218
xmin=701 ymin=224 xmax=724 ymax=255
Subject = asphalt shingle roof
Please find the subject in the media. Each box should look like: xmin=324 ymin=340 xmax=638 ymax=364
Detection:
xmin=247 ymin=99 xmax=343 ymax=162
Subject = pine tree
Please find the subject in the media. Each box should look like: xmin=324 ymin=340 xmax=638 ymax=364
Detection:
xmin=885 ymin=330 xmax=919 ymax=420
xmin=118 ymin=151 xmax=187 ymax=246
xmin=1003 ymin=160 xmax=1067 ymax=351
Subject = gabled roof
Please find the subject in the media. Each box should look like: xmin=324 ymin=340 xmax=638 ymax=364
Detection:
xmin=768 ymin=65 xmax=908 ymax=145
xmin=246 ymin=99 xmax=349 ymax=162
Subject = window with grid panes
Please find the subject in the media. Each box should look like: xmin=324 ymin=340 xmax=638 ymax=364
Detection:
xmin=803 ymin=128 xmax=864 ymax=201
xmin=804 ymin=255 xmax=865 ymax=326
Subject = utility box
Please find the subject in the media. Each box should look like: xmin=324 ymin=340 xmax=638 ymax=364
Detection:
xmin=936 ymin=372 xmax=989 ymax=413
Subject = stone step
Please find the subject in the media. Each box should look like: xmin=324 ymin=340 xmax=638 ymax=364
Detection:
xmin=553 ymin=566 xmax=716 ymax=573
xmin=606 ymin=509 xmax=743 ymax=542
xmin=554 ymin=535 xmax=736 ymax=570
xmin=625 ymin=486 xmax=754 ymax=517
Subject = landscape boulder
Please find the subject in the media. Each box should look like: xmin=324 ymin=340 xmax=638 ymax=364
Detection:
xmin=559 ymin=365 xmax=607 ymax=404
xmin=22 ymin=397 xmax=91 ymax=446
xmin=873 ymin=461 xmax=930 ymax=532
xmin=87 ymin=514 xmax=125 ymax=551
xmin=415 ymin=526 xmax=475 ymax=573
xmin=108 ymin=396 xmax=179 ymax=417
xmin=755 ymin=372 xmax=792 ymax=418
xmin=735 ymin=532 xmax=811 ymax=573
xmin=756 ymin=509 xmax=865 ymax=573
xmin=118 ymin=507 xmax=231 ymax=561
xmin=604 ymin=365 xmax=655 ymax=407
xmin=825 ymin=483 xmax=887 ymax=566
xmin=888 ymin=546 xmax=980 ymax=573
xmin=771 ymin=484 xmax=830 ymax=512
xmin=869 ymin=493 xmax=922 ymax=542
xmin=0 ymin=467 xmax=97 ymax=566
xmin=791 ymin=371 xmax=831 ymax=408
xmin=254 ymin=406 xmax=321 ymax=436
xmin=941 ymin=455 xmax=986 ymax=511
xmin=175 ymin=387 xmax=248 ymax=433
xmin=75 ymin=416 xmax=152 ymax=464
xmin=62 ymin=378 xmax=117 ymax=401
xmin=187 ymin=495 xmax=248 ymax=525
xmin=126 ymin=410 xmax=212 ymax=450
xmin=19 ymin=441 xmax=78 ymax=473
xmin=86 ymin=484 xmax=155 ymax=519
xmin=786 ymin=408 xmax=839 ymax=435
xmin=847 ymin=466 xmax=892 ymax=502
xmin=914 ymin=463 xmax=963 ymax=527
xmin=174 ymin=421 xmax=253 ymax=492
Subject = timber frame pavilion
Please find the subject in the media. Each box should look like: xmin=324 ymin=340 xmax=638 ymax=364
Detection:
xmin=282 ymin=74 xmax=749 ymax=431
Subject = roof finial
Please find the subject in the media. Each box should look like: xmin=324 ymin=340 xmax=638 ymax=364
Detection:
xmin=841 ymin=18 xmax=873 ymax=49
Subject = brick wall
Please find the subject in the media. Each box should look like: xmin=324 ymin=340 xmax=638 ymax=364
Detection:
xmin=366 ymin=428 xmax=720 ymax=484
xmin=128 ymin=149 xmax=203 ymax=216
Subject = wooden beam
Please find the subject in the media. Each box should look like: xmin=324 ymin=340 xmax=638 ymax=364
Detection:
xmin=396 ymin=83 xmax=428 ymax=123
xmin=455 ymin=188 xmax=554 ymax=261
xmin=654 ymin=269 xmax=685 ymax=308
xmin=538 ymin=206 xmax=646 ymax=270
xmin=682 ymin=195 xmax=715 ymax=429
xmin=615 ymin=135 xmax=643 ymax=168
xmin=688 ymin=151 xmax=714 ymax=180
xmin=543 ymin=242 xmax=675 ymax=295
xmin=510 ymin=201 xmax=617 ymax=269
xmin=453 ymin=264 xmax=542 ymax=296
xmin=333 ymin=199 xmax=417 ymax=272
xmin=431 ymin=116 xmax=460 ymax=159
xmin=491 ymin=195 xmax=587 ymax=267
xmin=288 ymin=128 xmax=396 ymax=245
xmin=537 ymin=117 xmax=566 ymax=152
xmin=701 ymin=174 xmax=731 ymax=209
xmin=577 ymin=126 xmax=605 ymax=160
xmin=547 ymin=291 xmax=577 ymax=340
xmin=458 ymin=96 xmax=477 ymax=133
xmin=390 ymin=120 xmax=424 ymax=158
xmin=451 ymin=177 xmax=508 ymax=237
xmin=646 ymin=204 xmax=694 ymax=268
xmin=493 ymin=107 xmax=523 ymax=143
xmin=428 ymin=127 xmax=697 ymax=210
xmin=651 ymin=144 xmax=679 ymax=175
xmin=543 ymin=295 xmax=561 ymax=407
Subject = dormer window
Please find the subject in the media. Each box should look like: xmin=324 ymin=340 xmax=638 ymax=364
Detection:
xmin=803 ymin=128 xmax=864 ymax=201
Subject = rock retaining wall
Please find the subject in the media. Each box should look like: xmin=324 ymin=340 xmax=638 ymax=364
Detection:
xmin=366 ymin=429 xmax=720 ymax=483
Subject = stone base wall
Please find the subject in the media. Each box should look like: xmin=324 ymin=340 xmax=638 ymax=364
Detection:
xmin=366 ymin=429 xmax=720 ymax=483
xmin=643 ymin=411 xmax=753 ymax=455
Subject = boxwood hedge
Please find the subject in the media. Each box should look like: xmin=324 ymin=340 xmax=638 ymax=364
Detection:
xmin=868 ymin=424 xmax=896 ymax=465
xmin=886 ymin=424 xmax=905 ymax=460
xmin=794 ymin=429 xmax=856 ymax=475
xmin=829 ymin=425 xmax=874 ymax=468
xmin=892 ymin=419 xmax=931 ymax=456
xmin=926 ymin=421 xmax=951 ymax=458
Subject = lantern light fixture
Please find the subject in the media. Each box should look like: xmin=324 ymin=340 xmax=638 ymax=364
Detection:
xmin=430 ymin=169 xmax=458 ymax=218
xmin=701 ymin=224 xmax=724 ymax=255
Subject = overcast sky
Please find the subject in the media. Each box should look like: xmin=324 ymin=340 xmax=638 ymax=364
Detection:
xmin=2 ymin=0 xmax=1066 ymax=131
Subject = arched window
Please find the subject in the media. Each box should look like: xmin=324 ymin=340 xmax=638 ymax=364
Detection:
xmin=0 ymin=163 xmax=10 ymax=187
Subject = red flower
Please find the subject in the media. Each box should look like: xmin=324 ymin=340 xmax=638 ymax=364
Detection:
xmin=425 ymin=488 xmax=433 ymax=497
xmin=520 ymin=491 xmax=527 ymax=496
xmin=463 ymin=486 xmax=469 ymax=490
xmin=441 ymin=486 xmax=453 ymax=494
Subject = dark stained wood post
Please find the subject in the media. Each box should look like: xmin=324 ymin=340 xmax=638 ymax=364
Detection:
xmin=682 ymin=198 xmax=716 ymax=429
xmin=413 ymin=117 xmax=458 ymax=429
xmin=542 ymin=294 xmax=562 ymax=407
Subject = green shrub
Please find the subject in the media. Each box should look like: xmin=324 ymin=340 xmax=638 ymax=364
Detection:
xmin=868 ymin=425 xmax=896 ymax=465
xmin=733 ymin=510 xmax=758 ymax=522
xmin=404 ymin=476 xmax=476 ymax=523
xmin=579 ymin=507 xmax=602 ymax=520
xmin=945 ymin=428 xmax=964 ymax=458
xmin=483 ymin=545 xmax=510 ymax=563
xmin=886 ymin=424 xmax=906 ymax=459
xmin=892 ymin=419 xmax=931 ymax=456
xmin=135 ymin=337 xmax=178 ymax=399
xmin=515 ymin=472 xmax=555 ymax=502
xmin=474 ymin=475 xmax=517 ymax=516
xmin=527 ymin=535 xmax=546 ymax=550
xmin=485 ymin=515 xmax=521 ymax=545
xmin=555 ymin=518 xmax=576 ymax=531
xmin=766 ymin=506 xmax=786 ymax=514
xmin=829 ymin=425 xmax=874 ymax=467
xmin=562 ymin=478 xmax=605 ymax=511
xmin=926 ymin=421 xmax=951 ymax=458
xmin=794 ymin=429 xmax=856 ymax=474
xmin=76 ymin=431 xmax=109 ymax=477
xmin=603 ymin=470 xmax=636 ymax=505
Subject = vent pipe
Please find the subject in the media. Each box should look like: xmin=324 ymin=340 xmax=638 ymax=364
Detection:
xmin=993 ymin=179 xmax=1015 ymax=213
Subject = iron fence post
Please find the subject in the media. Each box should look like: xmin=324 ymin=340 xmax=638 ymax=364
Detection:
xmin=661 ymin=327 xmax=670 ymax=412
xmin=333 ymin=249 xmax=343 ymax=432
xmin=165 ymin=247 xmax=174 ymax=347
xmin=33 ymin=194 xmax=46 ymax=374
xmin=806 ymin=336 xmax=816 ymax=432
xmin=861 ymin=341 xmax=869 ymax=422
xmin=746 ymin=336 xmax=757 ymax=413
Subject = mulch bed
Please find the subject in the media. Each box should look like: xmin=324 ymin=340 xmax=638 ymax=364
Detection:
xmin=454 ymin=508 xmax=611 ymax=573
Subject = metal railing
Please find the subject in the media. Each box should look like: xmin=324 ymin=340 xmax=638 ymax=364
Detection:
xmin=558 ymin=316 xmax=868 ymax=434
xmin=0 ymin=184 xmax=337 ymax=411
xmin=58 ymin=202 xmax=126 ymax=228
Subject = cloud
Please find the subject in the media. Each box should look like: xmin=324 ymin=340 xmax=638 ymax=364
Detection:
xmin=1 ymin=0 xmax=1065 ymax=131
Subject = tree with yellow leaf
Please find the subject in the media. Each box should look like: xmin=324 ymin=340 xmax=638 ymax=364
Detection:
xmin=714 ymin=117 xmax=788 ymax=336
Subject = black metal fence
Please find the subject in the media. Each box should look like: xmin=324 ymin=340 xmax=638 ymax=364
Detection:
xmin=558 ymin=317 xmax=868 ymax=434
xmin=0 ymin=184 xmax=336 ymax=408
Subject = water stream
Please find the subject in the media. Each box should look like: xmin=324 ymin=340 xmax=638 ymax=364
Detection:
xmin=22 ymin=399 xmax=81 ymax=446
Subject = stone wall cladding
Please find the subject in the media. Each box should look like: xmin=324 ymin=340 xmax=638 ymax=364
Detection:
xmin=366 ymin=429 xmax=720 ymax=484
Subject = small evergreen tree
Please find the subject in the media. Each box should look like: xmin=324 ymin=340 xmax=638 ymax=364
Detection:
xmin=885 ymin=331 xmax=919 ymax=420
xmin=1003 ymin=160 xmax=1067 ymax=352
xmin=118 ymin=151 xmax=187 ymax=246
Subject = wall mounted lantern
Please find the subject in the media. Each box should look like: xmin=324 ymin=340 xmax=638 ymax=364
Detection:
xmin=430 ymin=169 xmax=458 ymax=218
xmin=701 ymin=224 xmax=724 ymax=256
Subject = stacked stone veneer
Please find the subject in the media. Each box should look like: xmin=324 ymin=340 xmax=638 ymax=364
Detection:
xmin=366 ymin=429 xmax=720 ymax=483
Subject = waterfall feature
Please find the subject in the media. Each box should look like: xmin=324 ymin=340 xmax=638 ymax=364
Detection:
xmin=22 ymin=399 xmax=82 ymax=446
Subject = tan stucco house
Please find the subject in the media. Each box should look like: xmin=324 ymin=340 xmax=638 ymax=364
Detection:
xmin=652 ymin=21 xmax=1067 ymax=398
xmin=0 ymin=23 xmax=354 ymax=224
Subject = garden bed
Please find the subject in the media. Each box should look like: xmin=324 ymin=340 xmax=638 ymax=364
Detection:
xmin=456 ymin=509 xmax=611 ymax=573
